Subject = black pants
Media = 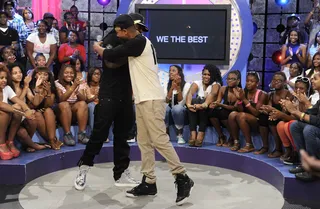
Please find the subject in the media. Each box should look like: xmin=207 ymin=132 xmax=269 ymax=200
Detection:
xmin=188 ymin=109 xmax=208 ymax=132
xmin=78 ymin=98 xmax=133 ymax=181
xmin=188 ymin=97 xmax=208 ymax=132
xmin=128 ymin=104 xmax=137 ymax=138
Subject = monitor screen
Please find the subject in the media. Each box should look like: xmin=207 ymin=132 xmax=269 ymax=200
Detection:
xmin=135 ymin=4 xmax=231 ymax=65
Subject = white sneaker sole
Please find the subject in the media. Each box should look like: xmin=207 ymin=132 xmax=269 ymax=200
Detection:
xmin=74 ymin=180 xmax=86 ymax=191
xmin=115 ymin=182 xmax=140 ymax=187
xmin=126 ymin=192 xmax=157 ymax=198
xmin=176 ymin=184 xmax=194 ymax=206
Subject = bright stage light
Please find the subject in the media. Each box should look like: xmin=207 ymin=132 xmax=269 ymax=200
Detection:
xmin=97 ymin=0 xmax=111 ymax=6
xmin=275 ymin=0 xmax=290 ymax=6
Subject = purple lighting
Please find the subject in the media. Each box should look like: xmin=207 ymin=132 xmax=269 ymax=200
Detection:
xmin=97 ymin=0 xmax=111 ymax=6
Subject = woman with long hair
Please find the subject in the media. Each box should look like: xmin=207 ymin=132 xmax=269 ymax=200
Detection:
xmin=8 ymin=63 xmax=51 ymax=152
xmin=186 ymin=65 xmax=221 ymax=147
xmin=22 ymin=8 xmax=35 ymax=37
xmin=0 ymin=64 xmax=35 ymax=160
xmin=165 ymin=65 xmax=190 ymax=144
xmin=27 ymin=66 xmax=63 ymax=150
xmin=55 ymin=64 xmax=89 ymax=146
xmin=280 ymin=29 xmax=307 ymax=79
xmin=306 ymin=52 xmax=320 ymax=78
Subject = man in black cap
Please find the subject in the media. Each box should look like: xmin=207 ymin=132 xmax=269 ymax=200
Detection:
xmin=74 ymin=17 xmax=142 ymax=190
xmin=280 ymin=14 xmax=308 ymax=45
xmin=91 ymin=14 xmax=194 ymax=206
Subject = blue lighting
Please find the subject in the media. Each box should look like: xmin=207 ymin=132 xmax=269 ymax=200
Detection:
xmin=275 ymin=0 xmax=290 ymax=6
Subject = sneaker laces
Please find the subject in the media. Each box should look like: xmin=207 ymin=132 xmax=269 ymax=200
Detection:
xmin=124 ymin=169 xmax=140 ymax=183
xmin=76 ymin=167 xmax=89 ymax=185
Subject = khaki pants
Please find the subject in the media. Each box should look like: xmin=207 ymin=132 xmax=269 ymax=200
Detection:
xmin=136 ymin=100 xmax=185 ymax=184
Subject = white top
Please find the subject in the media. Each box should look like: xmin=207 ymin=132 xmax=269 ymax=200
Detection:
xmin=309 ymin=44 xmax=318 ymax=60
xmin=128 ymin=37 xmax=165 ymax=104
xmin=27 ymin=32 xmax=57 ymax=61
xmin=193 ymin=80 xmax=213 ymax=99
xmin=2 ymin=86 xmax=16 ymax=103
xmin=310 ymin=91 xmax=319 ymax=105
xmin=287 ymin=76 xmax=298 ymax=92
xmin=165 ymin=82 xmax=191 ymax=106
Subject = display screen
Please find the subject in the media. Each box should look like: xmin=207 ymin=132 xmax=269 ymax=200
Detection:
xmin=136 ymin=4 xmax=231 ymax=65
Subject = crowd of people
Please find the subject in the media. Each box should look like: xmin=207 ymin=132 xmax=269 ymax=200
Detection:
xmin=0 ymin=0 xmax=319 ymax=185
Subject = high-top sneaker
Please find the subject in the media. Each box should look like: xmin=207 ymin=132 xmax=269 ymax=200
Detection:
xmin=126 ymin=175 xmax=157 ymax=197
xmin=74 ymin=165 xmax=90 ymax=191
xmin=175 ymin=173 xmax=194 ymax=206
xmin=115 ymin=169 xmax=140 ymax=187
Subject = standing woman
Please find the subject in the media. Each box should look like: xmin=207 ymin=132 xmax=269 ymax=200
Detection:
xmin=26 ymin=20 xmax=57 ymax=69
xmin=280 ymin=29 xmax=307 ymax=79
xmin=165 ymin=65 xmax=190 ymax=144
xmin=58 ymin=30 xmax=86 ymax=64
xmin=22 ymin=8 xmax=35 ymax=37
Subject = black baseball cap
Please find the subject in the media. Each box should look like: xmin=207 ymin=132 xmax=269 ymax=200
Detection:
xmin=113 ymin=14 xmax=134 ymax=30
xmin=3 ymin=1 xmax=15 ymax=8
xmin=129 ymin=13 xmax=149 ymax=32
xmin=287 ymin=14 xmax=301 ymax=21
xmin=43 ymin=13 xmax=54 ymax=19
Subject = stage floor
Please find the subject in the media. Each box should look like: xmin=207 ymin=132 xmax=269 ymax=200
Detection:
xmin=17 ymin=162 xmax=284 ymax=209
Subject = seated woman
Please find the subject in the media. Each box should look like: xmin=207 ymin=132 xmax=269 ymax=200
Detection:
xmin=26 ymin=53 xmax=47 ymax=76
xmin=286 ymin=62 xmax=303 ymax=91
xmin=1 ymin=46 xmax=18 ymax=66
xmin=280 ymin=72 xmax=320 ymax=181
xmin=165 ymin=65 xmax=191 ymax=144
xmin=0 ymin=64 xmax=35 ymax=160
xmin=308 ymin=31 xmax=320 ymax=67
xmin=70 ymin=56 xmax=86 ymax=83
xmin=306 ymin=52 xmax=320 ymax=78
xmin=260 ymin=72 xmax=294 ymax=158
xmin=55 ymin=64 xmax=89 ymax=146
xmin=8 ymin=63 xmax=51 ymax=152
xmin=26 ymin=20 xmax=57 ymax=69
xmin=79 ymin=67 xmax=100 ymax=130
xmin=227 ymin=71 xmax=269 ymax=153
xmin=280 ymin=29 xmax=306 ymax=79
xmin=26 ymin=66 xmax=63 ymax=150
xmin=58 ymin=30 xmax=86 ymax=64
xmin=276 ymin=77 xmax=311 ymax=164
xmin=186 ymin=65 xmax=217 ymax=147
xmin=209 ymin=70 xmax=242 ymax=150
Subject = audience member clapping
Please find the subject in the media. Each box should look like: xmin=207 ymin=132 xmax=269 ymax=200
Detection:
xmin=165 ymin=65 xmax=190 ymax=144
xmin=0 ymin=63 xmax=35 ymax=160
xmin=55 ymin=64 xmax=89 ymax=146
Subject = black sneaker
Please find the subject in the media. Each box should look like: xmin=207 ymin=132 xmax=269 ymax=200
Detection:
xmin=295 ymin=172 xmax=317 ymax=182
xmin=175 ymin=173 xmax=194 ymax=206
xmin=126 ymin=175 xmax=157 ymax=197
xmin=289 ymin=165 xmax=304 ymax=174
